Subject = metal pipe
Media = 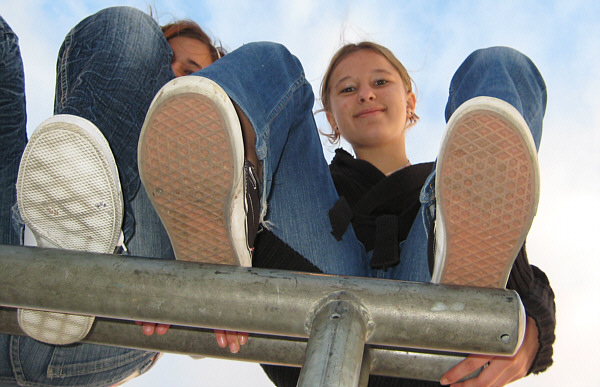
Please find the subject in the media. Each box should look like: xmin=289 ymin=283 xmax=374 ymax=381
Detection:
xmin=0 ymin=245 xmax=524 ymax=355
xmin=297 ymin=296 xmax=368 ymax=387
xmin=0 ymin=307 xmax=475 ymax=382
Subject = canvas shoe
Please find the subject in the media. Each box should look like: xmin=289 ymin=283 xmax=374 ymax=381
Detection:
xmin=138 ymin=76 xmax=258 ymax=267
xmin=16 ymin=114 xmax=123 ymax=345
xmin=431 ymin=96 xmax=540 ymax=288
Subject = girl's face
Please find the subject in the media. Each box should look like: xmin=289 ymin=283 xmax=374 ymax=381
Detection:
xmin=169 ymin=36 xmax=214 ymax=77
xmin=326 ymin=49 xmax=415 ymax=151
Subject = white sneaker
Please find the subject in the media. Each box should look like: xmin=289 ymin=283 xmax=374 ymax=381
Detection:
xmin=16 ymin=114 xmax=123 ymax=345
xmin=138 ymin=76 xmax=252 ymax=267
xmin=431 ymin=97 xmax=539 ymax=288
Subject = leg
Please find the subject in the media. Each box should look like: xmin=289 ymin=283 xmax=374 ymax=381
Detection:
xmin=0 ymin=15 xmax=26 ymax=246
xmin=390 ymin=47 xmax=547 ymax=283
xmin=2 ymin=7 xmax=168 ymax=385
xmin=53 ymin=6 xmax=175 ymax=245
xmin=197 ymin=43 xmax=368 ymax=275
xmin=445 ymin=46 xmax=546 ymax=151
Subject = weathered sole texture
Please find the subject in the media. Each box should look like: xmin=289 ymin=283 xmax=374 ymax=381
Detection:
xmin=138 ymin=77 xmax=249 ymax=266
xmin=433 ymin=97 xmax=539 ymax=288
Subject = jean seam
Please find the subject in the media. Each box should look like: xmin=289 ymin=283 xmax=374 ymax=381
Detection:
xmin=48 ymin=348 xmax=155 ymax=378
xmin=57 ymin=31 xmax=73 ymax=110
xmin=265 ymin=73 xmax=307 ymax=127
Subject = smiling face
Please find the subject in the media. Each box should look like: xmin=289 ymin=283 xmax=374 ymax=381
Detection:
xmin=169 ymin=36 xmax=214 ymax=77
xmin=325 ymin=49 xmax=416 ymax=153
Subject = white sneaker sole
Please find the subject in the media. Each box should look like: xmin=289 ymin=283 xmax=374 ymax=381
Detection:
xmin=138 ymin=76 xmax=250 ymax=267
xmin=432 ymin=97 xmax=539 ymax=288
xmin=16 ymin=114 xmax=123 ymax=345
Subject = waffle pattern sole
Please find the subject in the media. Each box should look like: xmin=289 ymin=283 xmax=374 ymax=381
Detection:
xmin=17 ymin=311 xmax=95 ymax=346
xmin=17 ymin=120 xmax=123 ymax=252
xmin=139 ymin=92 xmax=243 ymax=266
xmin=435 ymin=100 xmax=539 ymax=288
xmin=16 ymin=115 xmax=122 ymax=345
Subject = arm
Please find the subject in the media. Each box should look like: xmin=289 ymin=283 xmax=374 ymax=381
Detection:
xmin=441 ymin=246 xmax=556 ymax=386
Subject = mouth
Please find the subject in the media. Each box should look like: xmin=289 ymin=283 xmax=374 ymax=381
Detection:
xmin=354 ymin=107 xmax=385 ymax=119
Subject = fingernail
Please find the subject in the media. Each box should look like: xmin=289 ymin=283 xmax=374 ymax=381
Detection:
xmin=230 ymin=343 xmax=239 ymax=353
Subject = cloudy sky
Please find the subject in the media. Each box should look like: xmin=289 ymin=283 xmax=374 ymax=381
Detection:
xmin=2 ymin=0 xmax=599 ymax=386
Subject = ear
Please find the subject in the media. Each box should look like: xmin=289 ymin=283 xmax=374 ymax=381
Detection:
xmin=406 ymin=91 xmax=416 ymax=112
xmin=326 ymin=110 xmax=337 ymax=132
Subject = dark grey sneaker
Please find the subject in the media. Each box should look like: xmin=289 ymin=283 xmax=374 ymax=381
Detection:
xmin=138 ymin=76 xmax=259 ymax=267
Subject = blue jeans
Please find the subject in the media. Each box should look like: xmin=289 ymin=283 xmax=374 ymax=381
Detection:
xmin=1 ymin=8 xmax=167 ymax=387
xmin=198 ymin=45 xmax=546 ymax=284
xmin=1 ymin=6 xmax=546 ymax=386
xmin=370 ymin=46 xmax=546 ymax=282
xmin=0 ymin=15 xmax=26 ymax=247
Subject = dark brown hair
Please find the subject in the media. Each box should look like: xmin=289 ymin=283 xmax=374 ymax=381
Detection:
xmin=161 ymin=20 xmax=226 ymax=62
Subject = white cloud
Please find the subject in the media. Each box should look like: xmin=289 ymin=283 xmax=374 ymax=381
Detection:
xmin=2 ymin=0 xmax=598 ymax=385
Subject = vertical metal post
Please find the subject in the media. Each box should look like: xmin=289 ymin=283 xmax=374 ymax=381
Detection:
xmin=358 ymin=347 xmax=373 ymax=387
xmin=297 ymin=296 xmax=368 ymax=387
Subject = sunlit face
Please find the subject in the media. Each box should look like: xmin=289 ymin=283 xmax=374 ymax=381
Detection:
xmin=326 ymin=49 xmax=416 ymax=151
xmin=168 ymin=36 xmax=214 ymax=77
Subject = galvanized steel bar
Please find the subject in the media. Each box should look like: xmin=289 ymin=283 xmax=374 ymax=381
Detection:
xmin=297 ymin=297 xmax=368 ymax=387
xmin=0 ymin=307 xmax=479 ymax=381
xmin=0 ymin=245 xmax=524 ymax=355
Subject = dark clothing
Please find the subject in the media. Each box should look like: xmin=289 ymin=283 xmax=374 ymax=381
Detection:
xmin=253 ymin=148 xmax=555 ymax=386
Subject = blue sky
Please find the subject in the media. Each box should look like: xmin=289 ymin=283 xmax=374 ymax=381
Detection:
xmin=2 ymin=1 xmax=599 ymax=385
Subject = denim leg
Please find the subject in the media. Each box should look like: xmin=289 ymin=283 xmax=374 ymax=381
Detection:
xmin=126 ymin=184 xmax=175 ymax=259
xmin=0 ymin=16 xmax=26 ymax=247
xmin=53 ymin=6 xmax=175 ymax=244
xmin=444 ymin=46 xmax=546 ymax=151
xmin=0 ymin=7 xmax=169 ymax=386
xmin=198 ymin=43 xmax=369 ymax=276
xmin=0 ymin=334 xmax=156 ymax=387
xmin=393 ymin=47 xmax=547 ymax=282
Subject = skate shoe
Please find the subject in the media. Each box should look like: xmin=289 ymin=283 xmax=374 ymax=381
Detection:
xmin=16 ymin=114 xmax=123 ymax=344
xmin=431 ymin=96 xmax=539 ymax=288
xmin=138 ymin=76 xmax=258 ymax=267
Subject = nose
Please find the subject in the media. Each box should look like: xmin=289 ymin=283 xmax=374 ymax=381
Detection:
xmin=171 ymin=61 xmax=183 ymax=77
xmin=358 ymin=85 xmax=376 ymax=102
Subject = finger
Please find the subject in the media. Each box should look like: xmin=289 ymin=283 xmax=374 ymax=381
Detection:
xmin=441 ymin=355 xmax=493 ymax=385
xmin=135 ymin=321 xmax=143 ymax=325
xmin=214 ymin=330 xmax=228 ymax=348
xmin=155 ymin=324 xmax=171 ymax=335
xmin=226 ymin=330 xmax=240 ymax=353
xmin=239 ymin=332 xmax=249 ymax=346
xmin=141 ymin=323 xmax=156 ymax=336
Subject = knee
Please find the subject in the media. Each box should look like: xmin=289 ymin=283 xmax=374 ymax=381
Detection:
xmin=236 ymin=42 xmax=304 ymax=74
xmin=90 ymin=6 xmax=155 ymax=29
xmin=468 ymin=46 xmax=535 ymax=71
xmin=80 ymin=6 xmax=164 ymax=46
xmin=71 ymin=6 xmax=168 ymax=63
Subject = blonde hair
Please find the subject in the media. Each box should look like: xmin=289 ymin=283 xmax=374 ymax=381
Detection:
xmin=320 ymin=42 xmax=419 ymax=144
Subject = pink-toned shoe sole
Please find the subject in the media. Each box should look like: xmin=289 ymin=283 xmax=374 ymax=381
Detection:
xmin=435 ymin=101 xmax=539 ymax=288
xmin=138 ymin=92 xmax=242 ymax=265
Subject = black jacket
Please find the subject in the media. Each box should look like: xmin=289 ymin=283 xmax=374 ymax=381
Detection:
xmin=253 ymin=148 xmax=555 ymax=386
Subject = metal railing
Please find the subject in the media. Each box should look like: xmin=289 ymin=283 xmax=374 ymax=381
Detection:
xmin=0 ymin=245 xmax=525 ymax=386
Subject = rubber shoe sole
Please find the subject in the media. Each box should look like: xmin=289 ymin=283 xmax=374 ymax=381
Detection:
xmin=16 ymin=114 xmax=123 ymax=345
xmin=138 ymin=76 xmax=251 ymax=267
xmin=431 ymin=97 xmax=539 ymax=288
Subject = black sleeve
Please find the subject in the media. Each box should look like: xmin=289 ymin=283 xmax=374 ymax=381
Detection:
xmin=506 ymin=246 xmax=556 ymax=374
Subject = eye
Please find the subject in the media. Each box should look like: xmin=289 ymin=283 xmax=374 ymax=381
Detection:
xmin=340 ymin=86 xmax=355 ymax=94
xmin=374 ymin=79 xmax=388 ymax=86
